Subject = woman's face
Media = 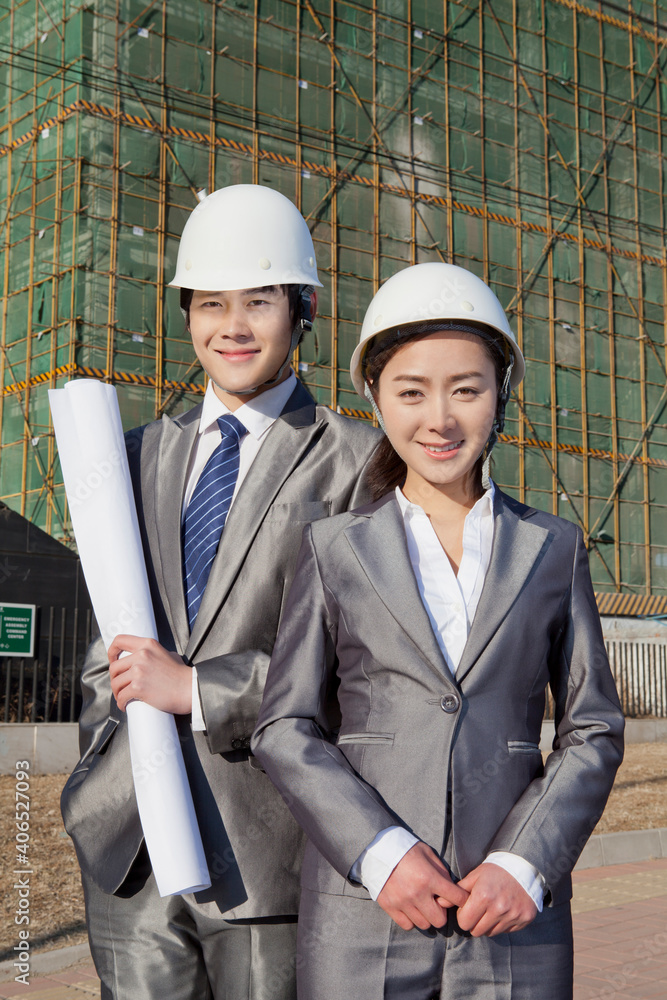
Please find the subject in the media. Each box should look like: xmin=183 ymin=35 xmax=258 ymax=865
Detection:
xmin=375 ymin=330 xmax=498 ymax=500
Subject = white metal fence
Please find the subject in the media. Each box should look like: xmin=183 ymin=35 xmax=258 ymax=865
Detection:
xmin=605 ymin=640 xmax=667 ymax=718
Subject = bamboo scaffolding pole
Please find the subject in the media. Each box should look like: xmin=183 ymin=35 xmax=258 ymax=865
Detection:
xmin=329 ymin=0 xmax=338 ymax=412
xmin=0 ymin=1 xmax=16 ymax=507
xmin=105 ymin=0 xmax=122 ymax=385
xmin=599 ymin=10 xmax=622 ymax=589
xmin=293 ymin=0 xmax=303 ymax=377
xmin=573 ymin=5 xmax=589 ymax=537
xmin=628 ymin=22 xmax=652 ymax=595
xmin=153 ymin=0 xmax=167 ymax=419
xmin=0 ymin=0 xmax=666 ymax=595
xmin=21 ymin=2 xmax=40 ymax=519
xmin=44 ymin=7 xmax=66 ymax=536
xmin=511 ymin=0 xmax=525 ymax=504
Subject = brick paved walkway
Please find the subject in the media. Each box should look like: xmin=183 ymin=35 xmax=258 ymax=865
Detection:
xmin=572 ymin=858 xmax=667 ymax=999
xmin=0 ymin=962 xmax=97 ymax=998
xmin=2 ymin=858 xmax=666 ymax=999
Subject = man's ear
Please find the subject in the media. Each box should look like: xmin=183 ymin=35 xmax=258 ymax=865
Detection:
xmin=309 ymin=290 xmax=318 ymax=322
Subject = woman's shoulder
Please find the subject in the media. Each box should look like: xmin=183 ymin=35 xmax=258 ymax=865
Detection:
xmin=496 ymin=488 xmax=582 ymax=540
xmin=308 ymin=493 xmax=396 ymax=545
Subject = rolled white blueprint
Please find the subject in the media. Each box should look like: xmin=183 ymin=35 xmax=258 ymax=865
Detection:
xmin=49 ymin=379 xmax=210 ymax=897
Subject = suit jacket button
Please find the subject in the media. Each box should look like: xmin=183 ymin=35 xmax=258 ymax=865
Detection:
xmin=231 ymin=739 xmax=242 ymax=749
xmin=441 ymin=694 xmax=460 ymax=714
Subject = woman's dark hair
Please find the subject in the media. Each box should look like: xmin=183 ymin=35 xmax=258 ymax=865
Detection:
xmin=364 ymin=324 xmax=509 ymax=501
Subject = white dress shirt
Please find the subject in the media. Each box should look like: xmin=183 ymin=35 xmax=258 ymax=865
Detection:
xmin=351 ymin=483 xmax=545 ymax=911
xmin=188 ymin=373 xmax=298 ymax=730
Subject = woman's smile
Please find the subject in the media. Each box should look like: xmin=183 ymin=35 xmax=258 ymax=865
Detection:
xmin=375 ymin=330 xmax=498 ymax=501
xmin=420 ymin=440 xmax=464 ymax=458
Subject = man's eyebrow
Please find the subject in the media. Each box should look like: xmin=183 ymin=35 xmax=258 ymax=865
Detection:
xmin=243 ymin=285 xmax=280 ymax=295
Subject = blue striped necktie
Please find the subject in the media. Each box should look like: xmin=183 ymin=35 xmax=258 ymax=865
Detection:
xmin=183 ymin=413 xmax=245 ymax=629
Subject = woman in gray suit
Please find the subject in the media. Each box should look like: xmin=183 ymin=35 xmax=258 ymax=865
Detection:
xmin=252 ymin=263 xmax=624 ymax=1000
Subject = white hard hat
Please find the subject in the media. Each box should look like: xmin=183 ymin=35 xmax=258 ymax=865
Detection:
xmin=169 ymin=184 xmax=322 ymax=291
xmin=350 ymin=262 xmax=525 ymax=397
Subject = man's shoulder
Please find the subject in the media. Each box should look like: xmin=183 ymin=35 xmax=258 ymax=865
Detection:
xmin=313 ymin=404 xmax=382 ymax=450
xmin=124 ymin=420 xmax=161 ymax=464
xmin=124 ymin=404 xmax=201 ymax=453
xmin=308 ymin=493 xmax=391 ymax=545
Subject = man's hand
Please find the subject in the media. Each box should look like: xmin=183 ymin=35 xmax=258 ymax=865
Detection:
xmin=377 ymin=842 xmax=469 ymax=931
xmin=108 ymin=635 xmax=192 ymax=715
xmin=456 ymin=863 xmax=538 ymax=937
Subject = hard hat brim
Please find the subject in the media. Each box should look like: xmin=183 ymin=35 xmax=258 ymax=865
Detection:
xmin=350 ymin=321 xmax=525 ymax=399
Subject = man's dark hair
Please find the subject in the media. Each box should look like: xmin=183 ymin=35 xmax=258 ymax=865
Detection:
xmin=180 ymin=285 xmax=303 ymax=328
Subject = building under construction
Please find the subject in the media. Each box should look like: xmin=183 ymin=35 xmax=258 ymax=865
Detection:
xmin=2 ymin=0 xmax=667 ymax=607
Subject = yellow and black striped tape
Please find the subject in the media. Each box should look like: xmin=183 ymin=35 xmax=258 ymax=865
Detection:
xmin=1 ymin=99 xmax=663 ymax=269
xmin=2 ymin=363 xmax=205 ymax=398
xmin=595 ymin=591 xmax=667 ymax=617
xmin=5 ymin=366 xmax=665 ymax=472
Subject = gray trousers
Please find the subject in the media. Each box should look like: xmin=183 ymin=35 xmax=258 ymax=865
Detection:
xmin=296 ymin=887 xmax=573 ymax=1000
xmin=83 ymin=870 xmax=297 ymax=1000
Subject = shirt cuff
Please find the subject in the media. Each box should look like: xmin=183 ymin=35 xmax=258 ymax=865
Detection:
xmin=349 ymin=826 xmax=419 ymax=901
xmin=485 ymin=851 xmax=545 ymax=912
xmin=191 ymin=667 xmax=206 ymax=731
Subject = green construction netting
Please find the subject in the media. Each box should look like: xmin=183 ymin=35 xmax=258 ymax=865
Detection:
xmin=1 ymin=0 xmax=667 ymax=591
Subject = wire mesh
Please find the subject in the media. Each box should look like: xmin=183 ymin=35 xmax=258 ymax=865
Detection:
xmin=1 ymin=0 xmax=666 ymax=595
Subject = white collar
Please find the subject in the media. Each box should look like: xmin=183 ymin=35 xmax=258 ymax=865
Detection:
xmin=395 ymin=481 xmax=495 ymax=521
xmin=198 ymin=371 xmax=297 ymax=441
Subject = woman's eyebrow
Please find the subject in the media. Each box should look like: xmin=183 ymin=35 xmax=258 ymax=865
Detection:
xmin=449 ymin=370 xmax=486 ymax=382
xmin=390 ymin=370 xmax=486 ymax=384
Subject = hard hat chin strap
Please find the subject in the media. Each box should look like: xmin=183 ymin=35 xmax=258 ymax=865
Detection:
xmin=259 ymin=305 xmax=312 ymax=391
xmin=481 ymin=358 xmax=514 ymax=490
xmin=212 ymin=286 xmax=314 ymax=397
xmin=366 ymin=358 xmax=514 ymax=491
xmin=364 ymin=381 xmax=386 ymax=432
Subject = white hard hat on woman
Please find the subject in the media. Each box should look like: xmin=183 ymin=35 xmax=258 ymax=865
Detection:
xmin=350 ymin=262 xmax=524 ymax=483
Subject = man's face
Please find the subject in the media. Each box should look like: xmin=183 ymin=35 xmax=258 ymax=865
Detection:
xmin=188 ymin=286 xmax=294 ymax=407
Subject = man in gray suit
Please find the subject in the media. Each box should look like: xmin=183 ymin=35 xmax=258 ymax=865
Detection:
xmin=61 ymin=184 xmax=380 ymax=999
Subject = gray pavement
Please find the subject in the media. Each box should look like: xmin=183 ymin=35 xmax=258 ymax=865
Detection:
xmin=2 ymin=857 xmax=666 ymax=999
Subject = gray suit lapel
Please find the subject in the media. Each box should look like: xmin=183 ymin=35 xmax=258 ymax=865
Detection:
xmin=153 ymin=407 xmax=201 ymax=654
xmin=186 ymin=382 xmax=324 ymax=658
xmin=456 ymin=491 xmax=553 ymax=683
xmin=344 ymin=496 xmax=457 ymax=686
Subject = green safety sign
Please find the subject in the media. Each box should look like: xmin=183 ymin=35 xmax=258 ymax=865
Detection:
xmin=0 ymin=603 xmax=36 ymax=657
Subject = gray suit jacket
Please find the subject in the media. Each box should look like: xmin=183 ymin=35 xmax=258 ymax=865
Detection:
xmin=253 ymin=489 xmax=624 ymax=908
xmin=60 ymin=379 xmax=381 ymax=918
